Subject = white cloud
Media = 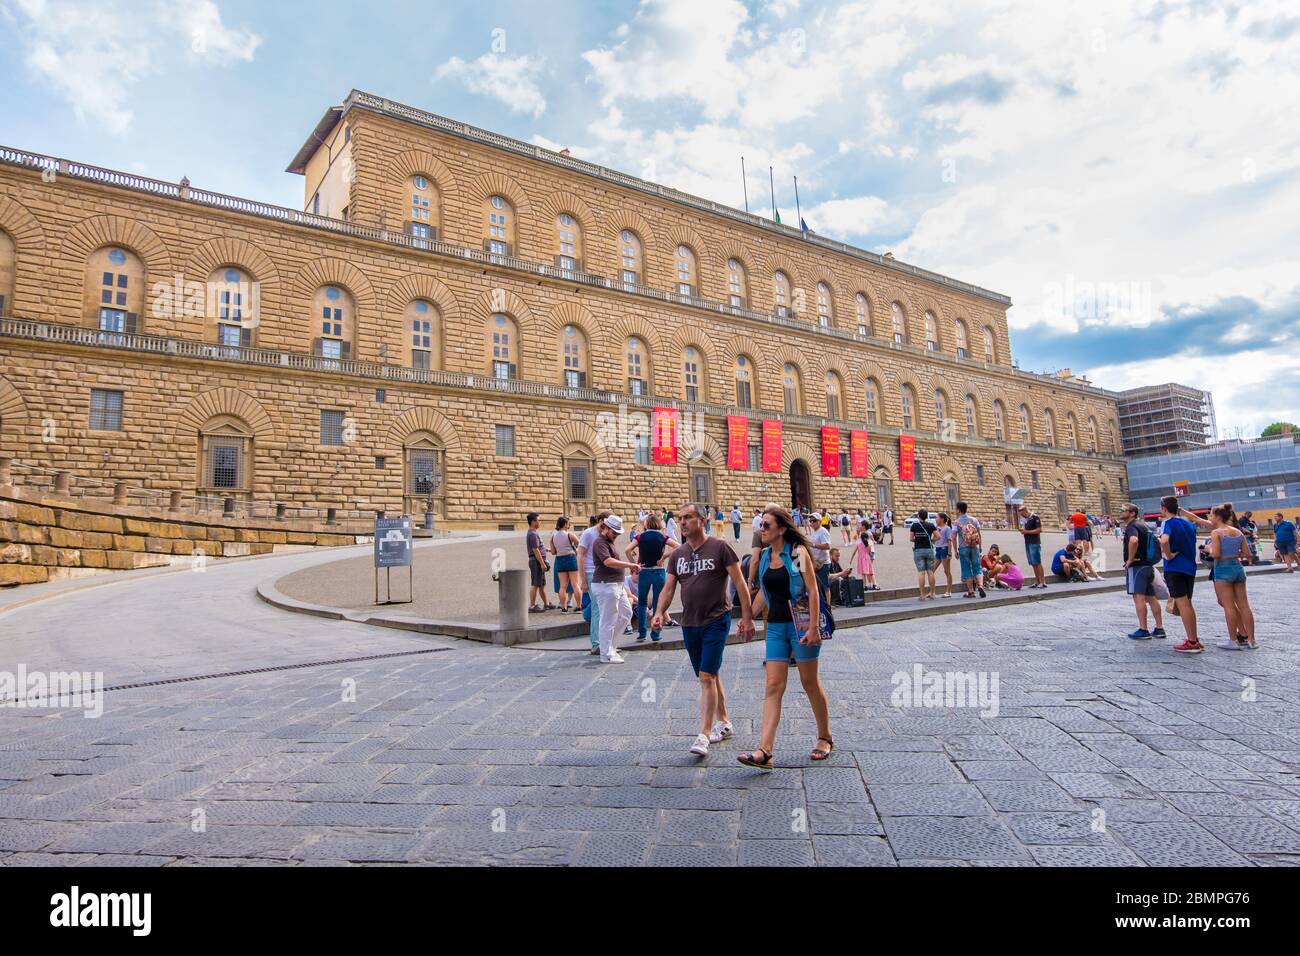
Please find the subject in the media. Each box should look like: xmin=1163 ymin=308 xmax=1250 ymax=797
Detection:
xmin=435 ymin=52 xmax=548 ymax=118
xmin=804 ymin=195 xmax=891 ymax=237
xmin=4 ymin=0 xmax=261 ymax=134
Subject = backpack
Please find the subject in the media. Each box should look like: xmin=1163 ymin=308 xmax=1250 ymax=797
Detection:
xmin=1143 ymin=526 xmax=1161 ymax=564
xmin=960 ymin=520 xmax=982 ymax=548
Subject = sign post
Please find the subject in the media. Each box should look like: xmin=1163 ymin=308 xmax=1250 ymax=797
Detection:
xmin=374 ymin=515 xmax=414 ymax=605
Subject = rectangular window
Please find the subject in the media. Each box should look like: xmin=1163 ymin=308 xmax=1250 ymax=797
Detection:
xmin=748 ymin=444 xmax=760 ymax=472
xmin=1031 ymin=469 xmax=1040 ymax=490
xmin=413 ymin=350 xmax=431 ymax=370
xmin=375 ymin=456 xmax=386 ymax=469
xmin=320 ymin=410 xmax=346 ymax=446
xmin=375 ymin=389 xmax=386 ymax=403
xmin=635 ymin=435 xmax=650 ymax=466
xmin=737 ymin=380 xmax=752 ymax=408
xmin=1078 ymin=474 xmax=1086 ymax=491
xmin=89 ymin=389 xmax=123 ymax=431
xmin=99 ymin=308 xmax=125 ymax=332
xmin=568 ymin=463 xmax=589 ymax=500
xmin=218 ymin=324 xmax=242 ymax=347
xmin=838 ymin=451 xmax=849 ymax=477
xmin=209 ymin=440 xmax=242 ymax=489
xmin=495 ymin=424 xmax=515 ymax=457
xmin=628 ymin=377 xmax=646 ymax=396
xmin=494 ymin=361 xmax=514 ymax=380
xmin=976 ymin=464 xmax=986 ymax=485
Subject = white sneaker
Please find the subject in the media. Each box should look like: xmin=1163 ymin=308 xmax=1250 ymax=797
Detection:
xmin=601 ymin=652 xmax=626 ymax=663
xmin=708 ymin=721 xmax=733 ymax=743
xmin=689 ymin=733 xmax=710 ymax=756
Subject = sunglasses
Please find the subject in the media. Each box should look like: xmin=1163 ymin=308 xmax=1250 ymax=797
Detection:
xmin=760 ymin=520 xmax=777 ymax=530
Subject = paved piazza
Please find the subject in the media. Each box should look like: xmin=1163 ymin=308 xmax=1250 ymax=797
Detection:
xmin=1 ymin=550 xmax=1297 ymax=867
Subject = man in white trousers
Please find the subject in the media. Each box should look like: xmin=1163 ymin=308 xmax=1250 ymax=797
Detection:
xmin=589 ymin=514 xmax=640 ymax=663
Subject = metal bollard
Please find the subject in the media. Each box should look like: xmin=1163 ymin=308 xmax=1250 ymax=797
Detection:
xmin=497 ymin=568 xmax=529 ymax=631
xmin=325 ymin=507 xmax=337 ymax=525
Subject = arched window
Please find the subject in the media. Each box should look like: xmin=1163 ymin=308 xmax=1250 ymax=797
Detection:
xmin=865 ymin=378 xmax=881 ymax=425
xmin=783 ymin=364 xmax=802 ymax=414
xmin=825 ymin=372 xmax=842 ymax=420
xmin=891 ymin=301 xmax=907 ymax=344
xmin=198 ymin=415 xmax=253 ymax=499
xmin=488 ymin=313 xmax=519 ymax=379
xmin=964 ymin=394 xmax=978 ymax=437
xmin=816 ymin=282 xmax=833 ymax=328
xmin=208 ymin=266 xmax=257 ymax=347
xmin=933 ymin=388 xmax=949 ymax=429
xmin=955 ymin=320 xmax=969 ymax=358
xmin=1086 ymin=416 xmax=1098 ymax=450
xmin=406 ymin=300 xmax=440 ymax=370
xmin=734 ymin=354 xmax=754 ymax=408
xmin=407 ymin=174 xmax=439 ymax=244
xmin=1065 ymin=412 xmax=1078 ymax=449
xmin=855 ymin=293 xmax=871 ymax=336
xmin=727 ymin=258 xmax=748 ymax=308
xmin=0 ymin=230 xmax=14 ymax=316
xmin=555 ymin=213 xmax=583 ymax=271
xmin=86 ymin=246 xmax=144 ymax=333
xmin=682 ymin=346 xmax=705 ymax=402
xmin=1043 ymin=409 xmax=1057 ymax=447
xmin=1019 ymin=404 xmax=1031 ymax=442
xmin=560 ymin=323 xmax=589 ymax=388
xmin=311 ymin=285 xmax=354 ymax=361
xmin=900 ymin=385 xmax=917 ymax=429
xmin=773 ymin=271 xmax=791 ymax=317
xmin=626 ymin=337 xmax=648 ymax=395
xmin=983 ymin=326 xmax=996 ymax=363
xmin=619 ymin=230 xmax=642 ymax=286
xmin=675 ymin=245 xmax=697 ymax=297
xmin=484 ymin=194 xmax=514 ymax=255
xmin=993 ymin=400 xmax=1006 ymax=441
xmin=563 ymin=441 xmax=597 ymax=517
xmin=404 ymin=432 xmax=445 ymax=518
xmin=924 ymin=311 xmax=938 ymax=351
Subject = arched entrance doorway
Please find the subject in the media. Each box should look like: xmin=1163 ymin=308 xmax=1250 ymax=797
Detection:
xmin=790 ymin=459 xmax=813 ymax=511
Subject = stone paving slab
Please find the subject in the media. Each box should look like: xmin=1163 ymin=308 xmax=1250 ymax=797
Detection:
xmin=0 ymin=563 xmax=1296 ymax=866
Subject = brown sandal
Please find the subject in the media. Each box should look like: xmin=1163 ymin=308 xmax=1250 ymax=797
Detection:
xmin=737 ymin=748 xmax=773 ymax=770
xmin=810 ymin=737 xmax=834 ymax=761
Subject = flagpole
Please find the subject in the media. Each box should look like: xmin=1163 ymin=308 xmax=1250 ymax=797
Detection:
xmin=769 ymin=166 xmax=776 ymax=222
xmin=741 ymin=156 xmax=749 ymax=213
xmin=794 ymin=175 xmax=802 ymax=235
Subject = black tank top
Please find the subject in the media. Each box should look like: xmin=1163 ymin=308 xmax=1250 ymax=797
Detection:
xmin=763 ymin=562 xmax=793 ymax=623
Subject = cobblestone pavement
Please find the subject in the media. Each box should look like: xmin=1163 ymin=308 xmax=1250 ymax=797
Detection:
xmin=1 ymin=555 xmax=1297 ymax=867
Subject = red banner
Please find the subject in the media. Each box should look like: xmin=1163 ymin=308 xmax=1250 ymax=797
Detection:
xmin=899 ymin=434 xmax=916 ymax=481
xmin=761 ymin=419 xmax=783 ymax=473
xmin=821 ymin=426 xmax=840 ymax=476
xmin=850 ymin=430 xmax=868 ymax=477
xmin=727 ymin=416 xmax=749 ymax=470
xmin=652 ymin=407 xmax=678 ymax=465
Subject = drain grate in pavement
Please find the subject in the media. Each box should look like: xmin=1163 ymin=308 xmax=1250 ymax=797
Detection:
xmin=11 ymin=647 xmax=452 ymax=704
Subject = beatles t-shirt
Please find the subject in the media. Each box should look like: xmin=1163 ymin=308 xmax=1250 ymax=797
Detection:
xmin=670 ymin=537 xmax=739 ymax=627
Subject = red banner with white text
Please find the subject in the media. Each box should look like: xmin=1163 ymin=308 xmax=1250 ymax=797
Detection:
xmin=727 ymin=416 xmax=749 ymax=470
xmin=899 ymin=434 xmax=916 ymax=481
xmin=850 ymin=430 xmax=869 ymax=477
xmin=821 ymin=426 xmax=840 ymax=476
xmin=761 ymin=420 xmax=783 ymax=473
xmin=652 ymin=407 xmax=678 ymax=465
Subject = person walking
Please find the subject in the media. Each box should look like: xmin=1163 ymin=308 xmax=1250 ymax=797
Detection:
xmin=1120 ymin=503 xmax=1166 ymax=640
xmin=652 ymin=503 xmax=754 ymax=757
xmin=589 ymin=515 xmax=640 ymax=663
xmin=1070 ymin=509 xmax=1093 ymax=555
xmin=1272 ymin=511 xmax=1297 ymax=571
xmin=910 ymin=508 xmax=938 ymax=600
xmin=933 ymin=511 xmax=956 ymax=598
xmin=625 ymin=513 xmax=678 ymax=643
xmin=1159 ymin=496 xmax=1203 ymax=654
xmin=883 ymin=507 xmax=895 ymax=545
xmin=1239 ymin=511 xmax=1259 ymax=564
xmin=953 ymin=501 xmax=987 ymax=598
xmin=737 ymin=506 xmax=833 ymax=769
xmin=730 ymin=503 xmax=743 ymax=542
xmin=525 ymin=512 xmax=551 ymax=613
xmin=577 ymin=511 xmax=612 ymax=655
xmin=808 ymin=512 xmax=834 ymax=607
xmin=1018 ymin=504 xmax=1047 ymax=588
xmin=550 ymin=516 xmax=581 ymax=613
xmin=839 ymin=509 xmax=852 ymax=544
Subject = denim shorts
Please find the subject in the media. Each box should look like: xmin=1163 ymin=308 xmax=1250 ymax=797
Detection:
xmin=1212 ymin=561 xmax=1246 ymax=584
xmin=764 ymin=619 xmax=821 ymax=664
xmin=1278 ymin=541 xmax=1296 ymax=556
xmin=682 ymin=613 xmax=730 ymax=675
xmin=958 ymin=546 xmax=981 ymax=580
xmin=934 ymin=546 xmax=950 ymax=561
xmin=1026 ymin=542 xmax=1042 ymax=567
xmin=554 ymin=554 xmax=578 ymax=573
xmin=913 ymin=548 xmax=936 ymax=572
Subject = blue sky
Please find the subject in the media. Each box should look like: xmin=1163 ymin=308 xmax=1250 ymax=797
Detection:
xmin=1 ymin=0 xmax=1297 ymax=436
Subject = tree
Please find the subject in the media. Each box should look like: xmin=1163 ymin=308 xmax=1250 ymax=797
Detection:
xmin=1261 ymin=422 xmax=1298 ymax=438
